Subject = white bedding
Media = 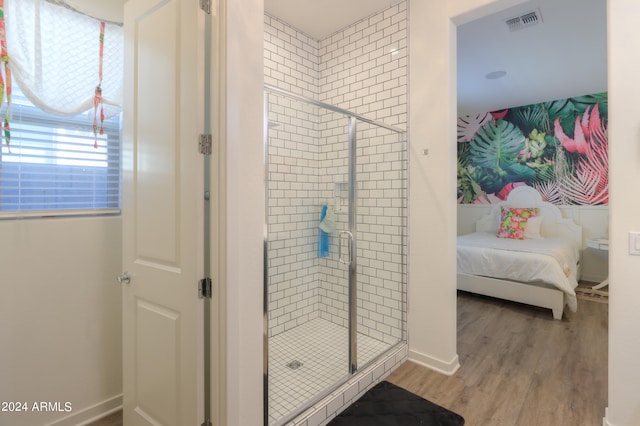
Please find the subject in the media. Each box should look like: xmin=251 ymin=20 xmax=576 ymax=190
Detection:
xmin=457 ymin=232 xmax=579 ymax=311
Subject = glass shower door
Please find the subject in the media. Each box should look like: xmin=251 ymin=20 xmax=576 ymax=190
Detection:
xmin=265 ymin=92 xmax=351 ymax=425
xmin=264 ymin=86 xmax=406 ymax=426
xmin=353 ymin=121 xmax=406 ymax=367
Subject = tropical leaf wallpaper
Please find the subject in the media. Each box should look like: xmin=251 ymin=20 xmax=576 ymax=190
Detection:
xmin=457 ymin=92 xmax=608 ymax=205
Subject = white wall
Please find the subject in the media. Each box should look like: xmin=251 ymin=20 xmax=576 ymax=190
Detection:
xmin=0 ymin=216 xmax=122 ymax=426
xmin=0 ymin=3 xmax=126 ymax=425
xmin=222 ymin=0 xmax=265 ymax=424
xmin=607 ymin=1 xmax=640 ymax=424
xmin=407 ymin=0 xmax=462 ymax=374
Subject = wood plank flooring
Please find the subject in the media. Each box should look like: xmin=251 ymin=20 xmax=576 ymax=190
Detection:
xmin=387 ymin=291 xmax=608 ymax=426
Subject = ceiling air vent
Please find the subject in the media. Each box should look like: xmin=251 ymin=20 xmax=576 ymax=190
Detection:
xmin=505 ymin=9 xmax=542 ymax=32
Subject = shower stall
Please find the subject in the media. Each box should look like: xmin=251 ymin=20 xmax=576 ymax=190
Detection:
xmin=264 ymin=85 xmax=407 ymax=425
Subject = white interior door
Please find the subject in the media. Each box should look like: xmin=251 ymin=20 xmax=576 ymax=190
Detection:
xmin=122 ymin=0 xmax=204 ymax=424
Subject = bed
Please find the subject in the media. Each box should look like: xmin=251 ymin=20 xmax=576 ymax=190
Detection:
xmin=457 ymin=186 xmax=582 ymax=320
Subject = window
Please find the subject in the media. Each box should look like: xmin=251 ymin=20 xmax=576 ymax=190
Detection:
xmin=0 ymin=87 xmax=121 ymax=213
xmin=0 ymin=0 xmax=124 ymax=216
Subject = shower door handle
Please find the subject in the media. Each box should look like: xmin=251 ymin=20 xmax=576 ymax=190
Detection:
xmin=338 ymin=230 xmax=353 ymax=265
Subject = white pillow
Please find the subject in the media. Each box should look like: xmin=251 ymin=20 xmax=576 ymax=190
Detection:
xmin=524 ymin=216 xmax=544 ymax=239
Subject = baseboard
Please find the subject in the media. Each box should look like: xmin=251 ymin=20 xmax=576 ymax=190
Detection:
xmin=602 ymin=407 xmax=613 ymax=426
xmin=408 ymin=349 xmax=460 ymax=376
xmin=44 ymin=394 xmax=122 ymax=426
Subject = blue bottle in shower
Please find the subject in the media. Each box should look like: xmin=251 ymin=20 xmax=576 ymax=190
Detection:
xmin=318 ymin=205 xmax=329 ymax=258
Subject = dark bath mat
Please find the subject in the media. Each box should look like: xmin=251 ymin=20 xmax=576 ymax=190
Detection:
xmin=327 ymin=381 xmax=465 ymax=426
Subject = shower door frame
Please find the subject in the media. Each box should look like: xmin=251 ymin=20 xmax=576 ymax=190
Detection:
xmin=263 ymin=84 xmax=405 ymax=426
xmin=346 ymin=115 xmax=358 ymax=375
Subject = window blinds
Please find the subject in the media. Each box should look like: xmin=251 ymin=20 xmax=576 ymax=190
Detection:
xmin=0 ymin=88 xmax=120 ymax=212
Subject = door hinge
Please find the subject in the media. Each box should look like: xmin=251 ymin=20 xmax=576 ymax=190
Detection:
xmin=199 ymin=277 xmax=213 ymax=299
xmin=201 ymin=421 xmax=213 ymax=426
xmin=199 ymin=0 xmax=212 ymax=14
xmin=199 ymin=134 xmax=213 ymax=155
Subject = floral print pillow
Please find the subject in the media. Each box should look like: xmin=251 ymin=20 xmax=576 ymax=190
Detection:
xmin=497 ymin=207 xmax=539 ymax=240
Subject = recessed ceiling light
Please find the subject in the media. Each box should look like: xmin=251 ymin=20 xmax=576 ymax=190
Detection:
xmin=485 ymin=70 xmax=507 ymax=80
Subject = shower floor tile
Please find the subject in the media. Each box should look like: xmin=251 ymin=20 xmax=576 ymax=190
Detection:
xmin=268 ymin=318 xmax=391 ymax=425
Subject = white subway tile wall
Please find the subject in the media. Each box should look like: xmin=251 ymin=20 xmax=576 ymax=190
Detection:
xmin=265 ymin=2 xmax=408 ymax=425
xmin=265 ymin=15 xmax=319 ymax=98
xmin=266 ymin=1 xmax=407 ymax=342
xmin=318 ymin=2 xmax=408 ymax=125
xmin=267 ymin=94 xmax=322 ymax=336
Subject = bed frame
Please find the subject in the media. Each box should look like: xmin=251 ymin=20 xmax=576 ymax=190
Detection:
xmin=457 ymin=186 xmax=582 ymax=320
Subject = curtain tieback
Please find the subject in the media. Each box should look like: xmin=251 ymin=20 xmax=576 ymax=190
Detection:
xmin=0 ymin=0 xmax=11 ymax=147
xmin=93 ymin=21 xmax=105 ymax=148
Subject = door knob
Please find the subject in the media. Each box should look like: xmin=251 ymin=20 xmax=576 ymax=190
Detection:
xmin=117 ymin=271 xmax=131 ymax=285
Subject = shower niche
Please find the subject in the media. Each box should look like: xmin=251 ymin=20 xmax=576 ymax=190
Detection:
xmin=264 ymin=86 xmax=407 ymax=425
